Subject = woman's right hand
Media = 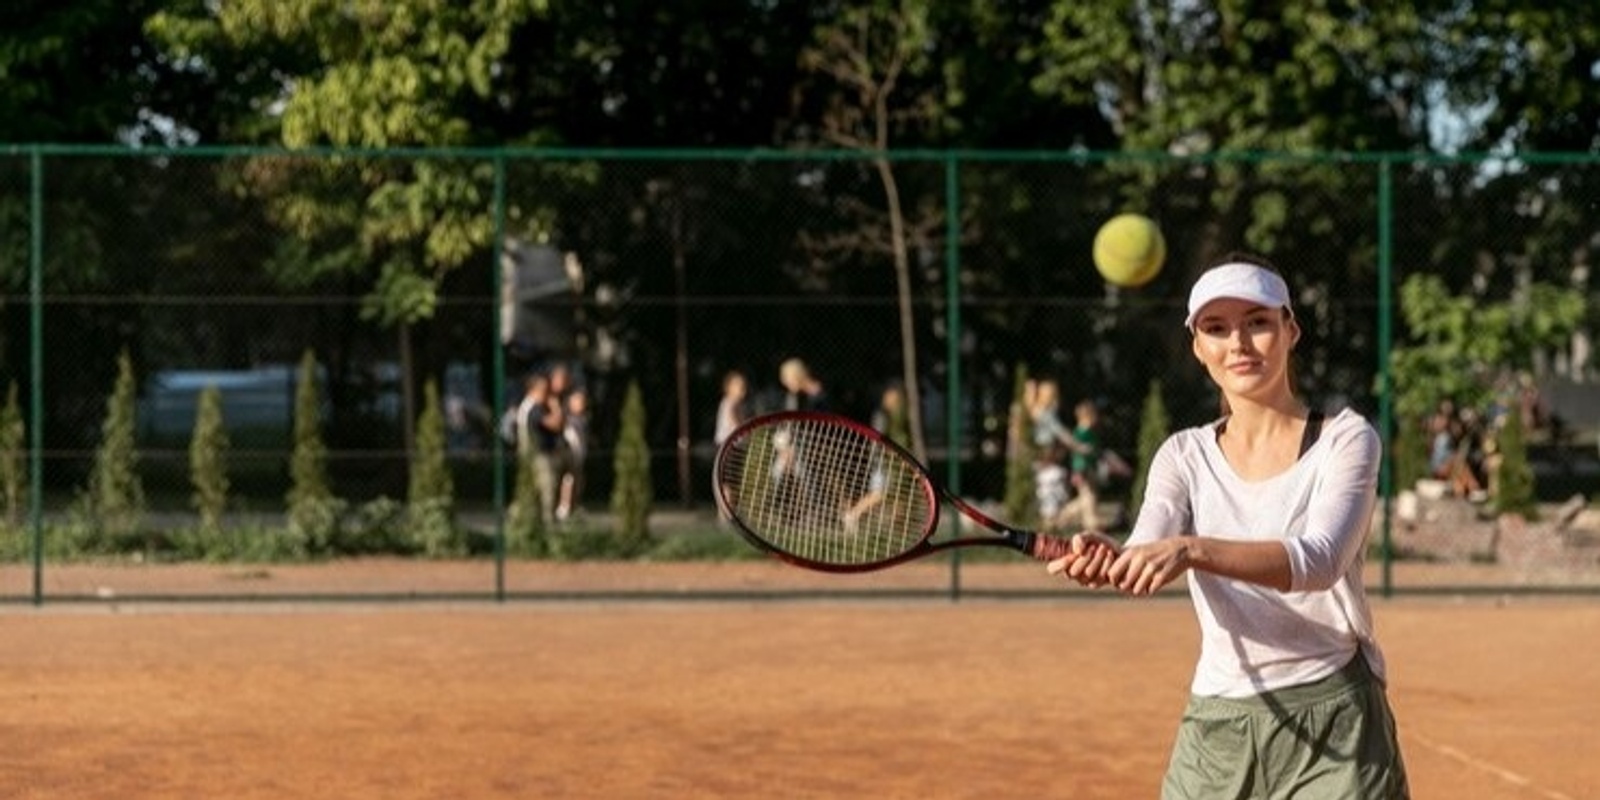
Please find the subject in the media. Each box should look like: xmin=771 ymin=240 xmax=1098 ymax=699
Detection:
xmin=1046 ymin=532 xmax=1122 ymax=588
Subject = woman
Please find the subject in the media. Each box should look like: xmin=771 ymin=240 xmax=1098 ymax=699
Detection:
xmin=713 ymin=370 xmax=749 ymax=447
xmin=713 ymin=370 xmax=750 ymax=523
xmin=1026 ymin=378 xmax=1074 ymax=525
xmin=1051 ymin=254 xmax=1409 ymax=799
xmin=1053 ymin=398 xmax=1104 ymax=532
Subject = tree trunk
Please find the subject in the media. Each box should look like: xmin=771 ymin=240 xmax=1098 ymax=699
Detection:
xmin=398 ymin=322 xmax=416 ymax=457
xmin=875 ymin=155 xmax=928 ymax=463
xmin=674 ymin=237 xmax=693 ymax=507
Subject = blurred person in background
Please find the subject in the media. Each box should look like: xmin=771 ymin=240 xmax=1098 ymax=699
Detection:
xmin=779 ymin=357 xmax=828 ymax=413
xmin=714 ymin=369 xmax=749 ymax=447
xmin=713 ymin=370 xmax=751 ymax=523
xmin=1050 ymin=399 xmax=1104 ymax=532
xmin=513 ymin=372 xmax=565 ymax=523
xmin=555 ymin=386 xmax=589 ymax=523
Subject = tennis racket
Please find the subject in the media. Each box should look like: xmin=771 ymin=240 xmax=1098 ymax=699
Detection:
xmin=713 ymin=410 xmax=1075 ymax=572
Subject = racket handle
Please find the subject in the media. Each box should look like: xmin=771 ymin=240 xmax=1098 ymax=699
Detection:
xmin=1027 ymin=532 xmax=1075 ymax=561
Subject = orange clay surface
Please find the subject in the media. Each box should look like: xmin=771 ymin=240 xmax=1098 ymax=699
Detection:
xmin=1 ymin=567 xmax=1597 ymax=799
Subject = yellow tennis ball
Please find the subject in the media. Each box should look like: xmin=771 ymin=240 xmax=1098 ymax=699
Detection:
xmin=1092 ymin=213 xmax=1165 ymax=288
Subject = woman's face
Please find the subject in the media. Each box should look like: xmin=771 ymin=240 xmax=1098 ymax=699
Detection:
xmin=1190 ymin=298 xmax=1299 ymax=405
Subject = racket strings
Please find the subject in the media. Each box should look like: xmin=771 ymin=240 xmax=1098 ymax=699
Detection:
xmin=720 ymin=417 xmax=934 ymax=566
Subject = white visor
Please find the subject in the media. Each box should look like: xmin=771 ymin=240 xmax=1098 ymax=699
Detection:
xmin=1184 ymin=262 xmax=1292 ymax=329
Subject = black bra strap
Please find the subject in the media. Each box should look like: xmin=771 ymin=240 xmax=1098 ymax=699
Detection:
xmin=1298 ymin=410 xmax=1325 ymax=457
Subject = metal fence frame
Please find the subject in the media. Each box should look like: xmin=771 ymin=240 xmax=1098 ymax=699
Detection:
xmin=4 ymin=143 xmax=1598 ymax=603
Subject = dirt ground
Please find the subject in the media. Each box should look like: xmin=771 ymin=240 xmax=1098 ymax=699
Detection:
xmin=2 ymin=586 xmax=1597 ymax=799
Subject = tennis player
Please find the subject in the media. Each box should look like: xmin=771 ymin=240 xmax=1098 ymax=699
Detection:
xmin=1051 ymin=254 xmax=1410 ymax=798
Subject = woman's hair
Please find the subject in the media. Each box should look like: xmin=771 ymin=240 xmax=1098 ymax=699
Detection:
xmin=1200 ymin=252 xmax=1298 ymax=417
xmin=1213 ymin=250 xmax=1278 ymax=271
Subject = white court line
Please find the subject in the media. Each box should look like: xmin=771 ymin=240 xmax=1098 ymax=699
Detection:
xmin=1410 ymin=731 xmax=1574 ymax=800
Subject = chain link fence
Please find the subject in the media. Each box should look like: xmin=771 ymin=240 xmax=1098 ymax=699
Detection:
xmin=0 ymin=146 xmax=1595 ymax=602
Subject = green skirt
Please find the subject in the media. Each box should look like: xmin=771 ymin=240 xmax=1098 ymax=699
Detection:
xmin=1161 ymin=655 xmax=1409 ymax=800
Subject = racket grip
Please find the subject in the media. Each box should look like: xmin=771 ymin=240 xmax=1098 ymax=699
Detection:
xmin=1028 ymin=532 xmax=1075 ymax=562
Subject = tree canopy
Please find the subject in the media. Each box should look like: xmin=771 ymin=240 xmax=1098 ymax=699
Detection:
xmin=1 ymin=1 xmax=1595 ymax=502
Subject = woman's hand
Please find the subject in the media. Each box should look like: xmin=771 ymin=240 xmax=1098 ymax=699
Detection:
xmin=1106 ymin=539 xmax=1192 ymax=596
xmin=1046 ymin=532 xmax=1122 ymax=588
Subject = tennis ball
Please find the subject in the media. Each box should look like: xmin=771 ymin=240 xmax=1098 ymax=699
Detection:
xmin=1092 ymin=213 xmax=1165 ymax=288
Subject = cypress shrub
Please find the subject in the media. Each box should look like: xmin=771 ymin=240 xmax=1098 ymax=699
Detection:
xmin=0 ymin=382 xmax=24 ymax=530
xmin=189 ymin=384 xmax=230 ymax=533
xmin=504 ymin=452 xmax=546 ymax=556
xmin=79 ymin=349 xmax=145 ymax=549
xmin=610 ymin=380 xmax=652 ymax=551
xmin=286 ymin=349 xmax=339 ymax=554
xmin=1130 ymin=379 xmax=1171 ymax=517
xmin=407 ymin=378 xmax=458 ymax=556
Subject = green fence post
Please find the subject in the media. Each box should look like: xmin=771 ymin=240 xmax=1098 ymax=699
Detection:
xmin=491 ymin=154 xmax=508 ymax=602
xmin=28 ymin=147 xmax=44 ymax=606
xmin=945 ymin=154 xmax=963 ymax=602
xmin=1377 ymin=158 xmax=1395 ymax=598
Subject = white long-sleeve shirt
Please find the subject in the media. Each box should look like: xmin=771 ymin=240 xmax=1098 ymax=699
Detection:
xmin=1126 ymin=407 xmax=1387 ymax=698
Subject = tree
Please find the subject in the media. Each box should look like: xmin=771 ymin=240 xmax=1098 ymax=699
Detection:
xmin=80 ymin=349 xmax=145 ymax=546
xmin=0 ymin=0 xmax=203 ymax=143
xmin=286 ymin=349 xmax=338 ymax=553
xmin=1389 ymin=274 xmax=1586 ymax=424
xmin=1430 ymin=6 xmax=1600 ymax=154
xmin=189 ymin=384 xmax=230 ymax=532
xmin=1130 ymin=379 xmax=1170 ymax=517
xmin=149 ymin=0 xmax=549 ymax=454
xmin=407 ymin=378 xmax=457 ymax=556
xmin=609 ymin=380 xmax=652 ymax=550
xmin=798 ymin=0 xmax=941 ymax=462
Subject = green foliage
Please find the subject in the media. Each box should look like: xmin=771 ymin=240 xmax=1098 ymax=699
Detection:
xmin=286 ymin=349 xmax=336 ymax=554
xmin=77 ymin=349 xmax=145 ymax=547
xmin=1130 ymin=380 xmax=1171 ymax=516
xmin=0 ymin=382 xmax=24 ymax=529
xmin=189 ymin=385 xmax=231 ymax=533
xmin=407 ymin=379 xmax=458 ymax=556
xmin=1389 ymin=274 xmax=1586 ymax=422
xmin=1001 ymin=364 xmax=1038 ymax=527
xmin=361 ymin=260 xmax=440 ymax=327
xmin=0 ymin=3 xmax=188 ymax=142
xmin=151 ymin=0 xmax=550 ymax=325
xmin=1028 ymin=3 xmax=1433 ymax=153
xmin=151 ymin=0 xmax=550 ymax=148
xmin=168 ymin=524 xmax=307 ymax=564
xmin=338 ymin=497 xmax=411 ymax=555
xmin=1493 ymin=411 xmax=1538 ymax=521
xmin=1430 ymin=7 xmax=1600 ymax=153
xmin=503 ymin=456 xmax=546 ymax=556
xmin=609 ymin=380 xmax=652 ymax=551
xmin=641 ymin=532 xmax=766 ymax=562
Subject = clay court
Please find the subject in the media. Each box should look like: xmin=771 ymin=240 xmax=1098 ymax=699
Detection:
xmin=2 ymin=564 xmax=1596 ymax=800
